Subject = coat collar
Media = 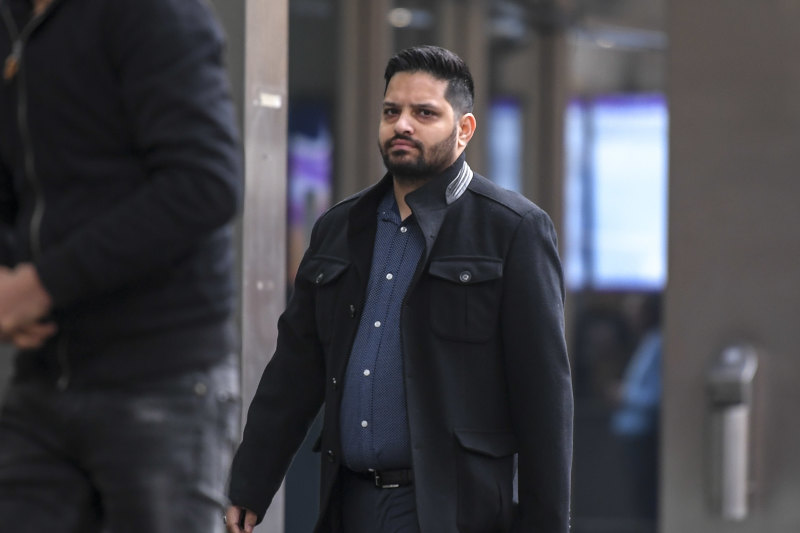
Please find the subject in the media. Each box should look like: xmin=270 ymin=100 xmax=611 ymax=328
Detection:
xmin=404 ymin=153 xmax=471 ymax=261
xmin=349 ymin=153 xmax=471 ymax=221
xmin=347 ymin=153 xmax=472 ymax=274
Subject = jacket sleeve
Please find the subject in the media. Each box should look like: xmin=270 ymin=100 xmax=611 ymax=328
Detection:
xmin=34 ymin=0 xmax=242 ymax=306
xmin=0 ymin=158 xmax=16 ymax=267
xmin=227 ymin=224 xmax=328 ymax=523
xmin=502 ymin=208 xmax=573 ymax=533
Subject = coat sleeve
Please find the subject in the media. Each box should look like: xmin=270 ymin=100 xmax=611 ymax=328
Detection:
xmin=34 ymin=0 xmax=242 ymax=307
xmin=502 ymin=207 xmax=573 ymax=533
xmin=227 ymin=223 xmax=328 ymax=523
xmin=0 ymin=158 xmax=16 ymax=267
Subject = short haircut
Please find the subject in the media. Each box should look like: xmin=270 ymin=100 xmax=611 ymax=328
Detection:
xmin=383 ymin=45 xmax=475 ymax=115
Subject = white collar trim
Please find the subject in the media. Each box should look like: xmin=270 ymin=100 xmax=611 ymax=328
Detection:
xmin=445 ymin=161 xmax=473 ymax=205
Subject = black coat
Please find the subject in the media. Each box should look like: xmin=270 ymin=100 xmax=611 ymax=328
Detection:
xmin=229 ymin=156 xmax=573 ymax=532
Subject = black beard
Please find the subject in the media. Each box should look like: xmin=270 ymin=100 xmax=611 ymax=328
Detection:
xmin=379 ymin=126 xmax=457 ymax=183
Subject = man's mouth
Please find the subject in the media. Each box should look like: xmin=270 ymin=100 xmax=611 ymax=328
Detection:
xmin=388 ymin=137 xmax=419 ymax=151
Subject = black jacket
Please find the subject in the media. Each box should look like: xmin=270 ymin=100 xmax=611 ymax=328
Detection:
xmin=229 ymin=156 xmax=573 ymax=532
xmin=0 ymin=0 xmax=242 ymax=386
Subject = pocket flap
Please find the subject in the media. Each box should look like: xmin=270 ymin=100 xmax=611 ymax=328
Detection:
xmin=299 ymin=256 xmax=350 ymax=286
xmin=429 ymin=257 xmax=503 ymax=285
xmin=455 ymin=429 xmax=518 ymax=458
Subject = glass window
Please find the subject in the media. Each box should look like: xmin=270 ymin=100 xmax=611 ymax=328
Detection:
xmin=564 ymin=94 xmax=668 ymax=290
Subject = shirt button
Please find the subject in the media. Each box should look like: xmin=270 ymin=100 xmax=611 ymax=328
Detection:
xmin=400 ymin=226 xmax=408 ymax=233
xmin=361 ymin=420 xmax=369 ymax=428
xmin=386 ymin=273 xmax=393 ymax=280
xmin=374 ymin=321 xmax=381 ymax=328
xmin=459 ymin=271 xmax=471 ymax=283
xmin=363 ymin=369 xmax=371 ymax=376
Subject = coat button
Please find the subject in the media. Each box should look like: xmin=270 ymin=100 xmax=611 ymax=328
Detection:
xmin=326 ymin=450 xmax=336 ymax=463
xmin=331 ymin=377 xmax=338 ymax=390
xmin=459 ymin=271 xmax=471 ymax=283
xmin=315 ymin=272 xmax=325 ymax=284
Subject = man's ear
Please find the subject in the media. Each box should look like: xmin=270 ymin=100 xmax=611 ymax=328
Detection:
xmin=457 ymin=113 xmax=477 ymax=150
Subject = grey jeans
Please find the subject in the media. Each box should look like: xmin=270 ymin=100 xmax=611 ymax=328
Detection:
xmin=0 ymin=358 xmax=240 ymax=533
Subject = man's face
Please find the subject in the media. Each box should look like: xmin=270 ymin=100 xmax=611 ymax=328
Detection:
xmin=378 ymin=71 xmax=461 ymax=180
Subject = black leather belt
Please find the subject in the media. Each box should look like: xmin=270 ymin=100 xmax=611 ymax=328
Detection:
xmin=349 ymin=468 xmax=414 ymax=489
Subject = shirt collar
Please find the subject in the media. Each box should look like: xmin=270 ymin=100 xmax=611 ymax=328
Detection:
xmin=377 ymin=188 xmax=401 ymax=224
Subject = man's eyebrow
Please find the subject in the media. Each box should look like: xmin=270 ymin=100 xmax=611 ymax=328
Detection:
xmin=381 ymin=100 xmax=443 ymax=110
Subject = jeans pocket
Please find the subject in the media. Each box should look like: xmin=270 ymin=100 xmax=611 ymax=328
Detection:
xmin=194 ymin=362 xmax=241 ymax=501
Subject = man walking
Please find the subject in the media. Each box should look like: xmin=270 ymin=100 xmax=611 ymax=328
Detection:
xmin=0 ymin=0 xmax=242 ymax=531
xmin=227 ymin=45 xmax=572 ymax=533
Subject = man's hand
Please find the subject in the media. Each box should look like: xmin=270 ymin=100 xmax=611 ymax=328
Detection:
xmin=224 ymin=505 xmax=257 ymax=533
xmin=0 ymin=264 xmax=55 ymax=348
xmin=0 ymin=322 xmax=58 ymax=350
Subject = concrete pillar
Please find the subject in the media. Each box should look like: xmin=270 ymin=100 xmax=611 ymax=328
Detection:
xmin=663 ymin=1 xmax=800 ymax=531
xmin=335 ymin=0 xmax=392 ymax=198
xmin=240 ymin=0 xmax=289 ymax=530
xmin=436 ymin=0 xmax=490 ymax=176
xmin=212 ymin=0 xmax=289 ymax=531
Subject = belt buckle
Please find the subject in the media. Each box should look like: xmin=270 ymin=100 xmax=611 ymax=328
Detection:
xmin=372 ymin=470 xmax=400 ymax=489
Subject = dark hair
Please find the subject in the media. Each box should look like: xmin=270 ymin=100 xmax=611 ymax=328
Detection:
xmin=383 ymin=45 xmax=474 ymax=115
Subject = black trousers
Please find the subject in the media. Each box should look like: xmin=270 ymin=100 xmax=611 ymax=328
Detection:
xmin=0 ymin=358 xmax=240 ymax=533
xmin=340 ymin=469 xmax=421 ymax=533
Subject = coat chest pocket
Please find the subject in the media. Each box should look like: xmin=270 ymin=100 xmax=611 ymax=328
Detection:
xmin=428 ymin=257 xmax=503 ymax=343
xmin=298 ymin=255 xmax=351 ymax=343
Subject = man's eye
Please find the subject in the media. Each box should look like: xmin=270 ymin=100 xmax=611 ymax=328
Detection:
xmin=418 ymin=109 xmax=434 ymax=117
xmin=383 ymin=108 xmax=398 ymax=116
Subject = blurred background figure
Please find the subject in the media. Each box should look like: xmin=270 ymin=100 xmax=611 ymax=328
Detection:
xmin=570 ymin=293 xmax=661 ymax=533
xmin=0 ymin=0 xmax=242 ymax=532
xmin=612 ymin=292 xmax=662 ymax=522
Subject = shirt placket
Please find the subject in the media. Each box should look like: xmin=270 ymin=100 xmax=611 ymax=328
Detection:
xmin=355 ymin=209 xmax=404 ymax=465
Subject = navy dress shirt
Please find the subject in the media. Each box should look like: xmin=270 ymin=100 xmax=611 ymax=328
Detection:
xmin=339 ymin=189 xmax=425 ymax=472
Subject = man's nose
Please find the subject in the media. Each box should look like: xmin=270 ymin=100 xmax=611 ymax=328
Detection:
xmin=394 ymin=111 xmax=413 ymax=135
